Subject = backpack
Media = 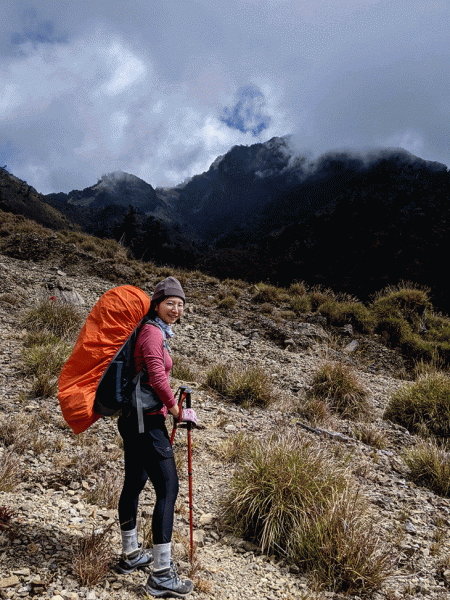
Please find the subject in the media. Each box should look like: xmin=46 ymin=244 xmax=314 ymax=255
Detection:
xmin=58 ymin=285 xmax=152 ymax=434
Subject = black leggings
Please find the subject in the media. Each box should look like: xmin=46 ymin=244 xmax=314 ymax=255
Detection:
xmin=118 ymin=413 xmax=179 ymax=545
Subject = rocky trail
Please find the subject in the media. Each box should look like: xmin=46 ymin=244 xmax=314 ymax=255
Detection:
xmin=1 ymin=253 xmax=450 ymax=600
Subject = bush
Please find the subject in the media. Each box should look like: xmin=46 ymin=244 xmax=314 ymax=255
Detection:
xmin=253 ymin=283 xmax=283 ymax=304
xmin=403 ymin=440 xmax=450 ymax=496
xmin=310 ymin=362 xmax=370 ymax=419
xmin=318 ymin=301 xmax=374 ymax=333
xmin=308 ymin=286 xmax=335 ymax=311
xmin=221 ymin=432 xmax=392 ymax=594
xmin=290 ymin=295 xmax=311 ymax=314
xmin=22 ymin=340 xmax=71 ymax=397
xmin=205 ymin=364 xmax=228 ymax=395
xmin=218 ymin=296 xmax=237 ymax=309
xmin=205 ymin=363 xmax=274 ymax=408
xmin=22 ymin=299 xmax=83 ymax=340
xmin=228 ymin=366 xmax=273 ymax=408
xmin=258 ymin=302 xmax=273 ymax=315
xmin=383 ymin=372 xmax=450 ymax=438
xmin=371 ymin=283 xmax=431 ymax=329
xmin=288 ymin=281 xmax=307 ymax=297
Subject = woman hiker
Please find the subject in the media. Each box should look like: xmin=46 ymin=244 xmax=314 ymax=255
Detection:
xmin=116 ymin=276 xmax=198 ymax=597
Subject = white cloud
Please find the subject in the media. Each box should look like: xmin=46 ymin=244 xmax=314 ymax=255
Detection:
xmin=98 ymin=41 xmax=147 ymax=97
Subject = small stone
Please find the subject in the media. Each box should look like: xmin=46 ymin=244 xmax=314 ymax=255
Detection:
xmin=344 ymin=340 xmax=359 ymax=353
xmin=0 ymin=576 xmax=20 ymax=588
xmin=199 ymin=513 xmax=214 ymax=526
xmin=193 ymin=529 xmax=206 ymax=548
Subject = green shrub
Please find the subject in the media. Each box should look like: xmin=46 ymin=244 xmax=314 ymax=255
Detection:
xmin=22 ymin=299 xmax=83 ymax=339
xmin=318 ymin=300 xmax=374 ymax=333
xmin=288 ymin=281 xmax=307 ymax=296
xmin=290 ymin=295 xmax=311 ymax=314
xmin=308 ymin=286 xmax=335 ymax=310
xmin=205 ymin=364 xmax=229 ymax=395
xmin=403 ymin=440 xmax=450 ymax=496
xmin=227 ymin=366 xmax=273 ymax=408
xmin=371 ymin=283 xmax=431 ymax=328
xmin=205 ymin=363 xmax=274 ymax=407
xmin=253 ymin=283 xmax=283 ymax=304
xmin=218 ymin=296 xmax=237 ymax=309
xmin=310 ymin=362 xmax=370 ymax=419
xmin=22 ymin=340 xmax=71 ymax=398
xmin=221 ymin=432 xmax=392 ymax=594
xmin=383 ymin=372 xmax=450 ymax=438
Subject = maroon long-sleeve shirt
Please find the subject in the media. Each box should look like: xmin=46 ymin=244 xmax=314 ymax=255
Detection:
xmin=134 ymin=323 xmax=176 ymax=418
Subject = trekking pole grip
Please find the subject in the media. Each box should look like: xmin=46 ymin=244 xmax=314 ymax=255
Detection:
xmin=185 ymin=389 xmax=192 ymax=429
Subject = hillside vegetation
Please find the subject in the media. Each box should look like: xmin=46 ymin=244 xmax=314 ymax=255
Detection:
xmin=3 ymin=164 xmax=450 ymax=598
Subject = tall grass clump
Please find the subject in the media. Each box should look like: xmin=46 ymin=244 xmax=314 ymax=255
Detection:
xmin=21 ymin=299 xmax=81 ymax=398
xmin=403 ymin=440 xmax=450 ymax=497
xmin=72 ymin=524 xmax=115 ymax=586
xmin=318 ymin=300 xmax=374 ymax=333
xmin=253 ymin=283 xmax=284 ymax=304
xmin=171 ymin=355 xmax=197 ymax=381
xmin=22 ymin=299 xmax=83 ymax=340
xmin=22 ymin=340 xmax=71 ymax=397
xmin=0 ymin=450 xmax=21 ymax=492
xmin=310 ymin=361 xmax=370 ymax=419
xmin=205 ymin=363 xmax=274 ymax=407
xmin=221 ymin=432 xmax=392 ymax=594
xmin=384 ymin=372 xmax=450 ymax=439
xmin=85 ymin=472 xmax=122 ymax=509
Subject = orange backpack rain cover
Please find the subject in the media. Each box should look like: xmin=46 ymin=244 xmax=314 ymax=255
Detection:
xmin=58 ymin=285 xmax=151 ymax=434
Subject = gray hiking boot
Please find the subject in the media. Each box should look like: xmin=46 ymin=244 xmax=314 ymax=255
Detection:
xmin=145 ymin=563 xmax=194 ymax=598
xmin=117 ymin=545 xmax=153 ymax=574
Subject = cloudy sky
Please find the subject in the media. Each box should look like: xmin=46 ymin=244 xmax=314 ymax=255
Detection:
xmin=1 ymin=0 xmax=449 ymax=194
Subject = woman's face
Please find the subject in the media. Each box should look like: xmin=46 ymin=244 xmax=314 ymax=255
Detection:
xmin=155 ymin=296 xmax=184 ymax=325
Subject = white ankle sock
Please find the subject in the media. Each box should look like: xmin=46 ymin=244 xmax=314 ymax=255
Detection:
xmin=152 ymin=542 xmax=171 ymax=571
xmin=121 ymin=528 xmax=138 ymax=555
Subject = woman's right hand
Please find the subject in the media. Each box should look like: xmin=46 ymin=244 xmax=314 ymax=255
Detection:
xmin=181 ymin=408 xmax=198 ymax=425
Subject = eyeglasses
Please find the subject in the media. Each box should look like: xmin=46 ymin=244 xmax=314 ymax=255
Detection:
xmin=165 ymin=301 xmax=184 ymax=310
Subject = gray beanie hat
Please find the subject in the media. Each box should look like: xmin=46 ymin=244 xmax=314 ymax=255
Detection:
xmin=151 ymin=276 xmax=185 ymax=304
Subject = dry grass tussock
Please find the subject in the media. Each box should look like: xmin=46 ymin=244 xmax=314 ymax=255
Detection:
xmin=205 ymin=363 xmax=275 ymax=408
xmin=0 ymin=449 xmax=21 ymax=492
xmin=71 ymin=523 xmax=115 ymax=586
xmin=21 ymin=299 xmax=82 ymax=398
xmin=309 ymin=361 xmax=370 ymax=419
xmin=221 ymin=430 xmax=393 ymax=594
xmin=384 ymin=371 xmax=450 ymax=439
xmin=403 ymin=440 xmax=450 ymax=497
